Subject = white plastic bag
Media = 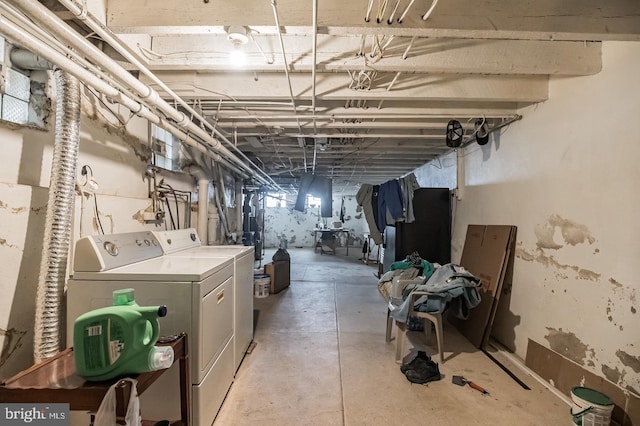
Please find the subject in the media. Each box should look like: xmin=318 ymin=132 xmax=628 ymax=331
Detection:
xmin=94 ymin=378 xmax=141 ymax=426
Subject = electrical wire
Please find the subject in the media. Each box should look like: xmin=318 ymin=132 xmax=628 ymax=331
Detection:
xmin=164 ymin=197 xmax=176 ymax=230
xmin=422 ymin=0 xmax=439 ymax=20
xmin=93 ymin=195 xmax=105 ymax=235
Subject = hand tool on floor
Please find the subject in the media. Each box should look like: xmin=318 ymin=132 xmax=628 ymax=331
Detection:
xmin=452 ymin=375 xmax=490 ymax=396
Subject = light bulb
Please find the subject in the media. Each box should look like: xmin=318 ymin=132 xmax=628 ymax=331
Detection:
xmin=229 ymin=44 xmax=247 ymax=67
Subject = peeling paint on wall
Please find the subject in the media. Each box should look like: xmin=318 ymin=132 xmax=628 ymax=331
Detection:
xmin=0 ymin=328 xmax=27 ymax=368
xmin=516 ymin=244 xmax=601 ymax=282
xmin=534 ymin=224 xmax=563 ymax=249
xmin=609 ymin=278 xmax=623 ymax=289
xmin=616 ymin=350 xmax=640 ymax=373
xmin=0 ymin=238 xmax=19 ymax=249
xmin=549 ymin=214 xmax=596 ymax=246
xmin=577 ymin=269 xmax=601 ymax=281
xmin=0 ymin=200 xmax=6 ymax=209
xmin=534 ymin=215 xmax=595 ymax=250
xmin=544 ymin=327 xmax=593 ymax=366
xmin=82 ymin=99 xmax=152 ymax=162
xmin=602 ymin=365 xmax=623 ymax=384
xmin=632 ymin=306 xmax=637 ymax=314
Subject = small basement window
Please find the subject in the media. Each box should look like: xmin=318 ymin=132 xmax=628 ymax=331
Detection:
xmin=266 ymin=193 xmax=287 ymax=208
xmin=307 ymin=195 xmax=321 ymax=209
xmin=151 ymin=124 xmax=180 ymax=171
xmin=1 ymin=38 xmax=29 ymax=125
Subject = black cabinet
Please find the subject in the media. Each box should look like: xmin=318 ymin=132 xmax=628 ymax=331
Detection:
xmin=382 ymin=188 xmax=451 ymax=272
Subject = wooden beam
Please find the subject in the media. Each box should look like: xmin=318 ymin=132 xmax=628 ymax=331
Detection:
xmin=144 ymin=71 xmax=548 ymax=103
xmin=107 ymin=0 xmax=640 ymax=41
xmin=141 ymin=35 xmax=601 ymax=76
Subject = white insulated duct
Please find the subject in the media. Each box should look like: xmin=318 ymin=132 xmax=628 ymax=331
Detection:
xmin=185 ymin=166 xmax=211 ymax=245
xmin=1 ymin=1 xmax=276 ymax=186
xmin=6 ymin=0 xmax=281 ymax=189
xmin=34 ymin=69 xmax=81 ymax=362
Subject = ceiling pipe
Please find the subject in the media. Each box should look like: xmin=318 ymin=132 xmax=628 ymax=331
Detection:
xmin=311 ymin=0 xmax=318 ymax=136
xmin=270 ymin=0 xmax=303 ymax=136
xmin=311 ymin=0 xmax=319 ymax=173
xmin=54 ymin=0 xmax=266 ymax=172
xmin=1 ymin=17 xmax=249 ymax=178
xmin=459 ymin=114 xmax=522 ymax=147
xmin=184 ymin=166 xmax=211 ymax=244
xmin=218 ymin=113 xmax=518 ymax=120
xmin=10 ymin=0 xmax=280 ymax=189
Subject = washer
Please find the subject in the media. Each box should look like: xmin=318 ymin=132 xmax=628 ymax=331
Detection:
xmin=67 ymin=231 xmax=234 ymax=425
xmin=152 ymin=228 xmax=254 ymax=372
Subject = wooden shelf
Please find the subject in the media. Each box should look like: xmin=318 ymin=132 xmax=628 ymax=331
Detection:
xmin=0 ymin=333 xmax=190 ymax=425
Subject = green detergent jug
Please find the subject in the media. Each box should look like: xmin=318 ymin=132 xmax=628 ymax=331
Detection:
xmin=73 ymin=288 xmax=172 ymax=381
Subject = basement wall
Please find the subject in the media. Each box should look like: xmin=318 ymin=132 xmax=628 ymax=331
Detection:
xmin=263 ymin=193 xmax=369 ymax=248
xmin=414 ymin=41 xmax=640 ymax=397
xmin=0 ymin=84 xmax=197 ymax=380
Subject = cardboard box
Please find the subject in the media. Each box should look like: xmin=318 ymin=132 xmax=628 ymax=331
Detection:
xmin=450 ymin=224 xmax=516 ymax=348
xmin=264 ymin=261 xmax=290 ymax=294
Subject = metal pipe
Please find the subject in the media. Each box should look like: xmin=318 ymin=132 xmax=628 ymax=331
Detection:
xmin=218 ymin=113 xmax=518 ymax=120
xmin=460 ymin=114 xmax=522 ymax=147
xmin=311 ymin=0 xmax=319 ymax=173
xmin=12 ymin=0 xmax=278 ymax=188
xmin=271 ymin=0 xmax=302 ymax=136
xmin=312 ymin=0 xmax=318 ymax=136
xmin=184 ymin=166 xmax=210 ymax=244
xmin=34 ymin=69 xmax=81 ymax=362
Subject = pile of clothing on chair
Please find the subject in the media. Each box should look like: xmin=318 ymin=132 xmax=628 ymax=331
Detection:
xmin=390 ymin=263 xmax=482 ymax=324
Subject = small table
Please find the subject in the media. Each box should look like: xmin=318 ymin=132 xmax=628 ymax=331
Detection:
xmin=312 ymin=228 xmax=351 ymax=255
xmin=0 ymin=333 xmax=190 ymax=426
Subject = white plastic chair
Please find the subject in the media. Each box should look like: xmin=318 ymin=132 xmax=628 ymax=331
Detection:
xmin=386 ymin=277 xmax=445 ymax=364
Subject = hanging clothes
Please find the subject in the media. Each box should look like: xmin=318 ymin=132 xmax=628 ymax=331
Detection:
xmin=377 ymin=179 xmax=404 ymax=231
xmin=399 ymin=173 xmax=420 ymax=223
xmin=340 ymin=197 xmax=345 ymax=222
xmin=355 ymin=184 xmax=383 ymax=245
xmin=371 ymin=184 xmax=381 ymax=232
xmin=294 ymin=172 xmax=333 ymax=217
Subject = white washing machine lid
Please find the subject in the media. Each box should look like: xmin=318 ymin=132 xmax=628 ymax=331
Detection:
xmin=72 ymin=255 xmax=233 ymax=281
xmin=167 ymin=245 xmax=254 ymax=260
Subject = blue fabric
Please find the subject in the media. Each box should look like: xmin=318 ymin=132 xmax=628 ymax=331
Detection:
xmin=377 ymin=179 xmax=404 ymax=230
xmin=390 ymin=264 xmax=481 ymax=323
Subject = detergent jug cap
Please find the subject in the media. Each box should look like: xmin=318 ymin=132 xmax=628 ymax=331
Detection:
xmin=113 ymin=288 xmax=135 ymax=306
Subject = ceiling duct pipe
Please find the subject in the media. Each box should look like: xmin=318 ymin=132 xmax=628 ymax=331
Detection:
xmin=47 ymin=0 xmax=280 ymax=189
xmin=4 ymin=0 xmax=280 ymax=188
xmin=185 ymin=165 xmax=211 ymax=245
xmin=34 ymin=67 xmax=82 ymax=362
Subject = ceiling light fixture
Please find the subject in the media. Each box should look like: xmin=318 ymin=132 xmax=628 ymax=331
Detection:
xmin=227 ymin=26 xmax=249 ymax=66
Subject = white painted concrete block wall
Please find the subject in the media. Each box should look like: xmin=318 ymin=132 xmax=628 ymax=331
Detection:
xmin=263 ymin=193 xmax=369 ymax=248
xmin=415 ymin=42 xmax=640 ymax=395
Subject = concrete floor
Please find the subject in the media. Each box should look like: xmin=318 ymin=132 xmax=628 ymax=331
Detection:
xmin=214 ymin=248 xmax=571 ymax=426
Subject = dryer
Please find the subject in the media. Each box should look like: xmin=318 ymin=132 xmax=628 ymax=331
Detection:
xmin=67 ymin=231 xmax=234 ymax=425
xmin=152 ymin=229 xmax=254 ymax=372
